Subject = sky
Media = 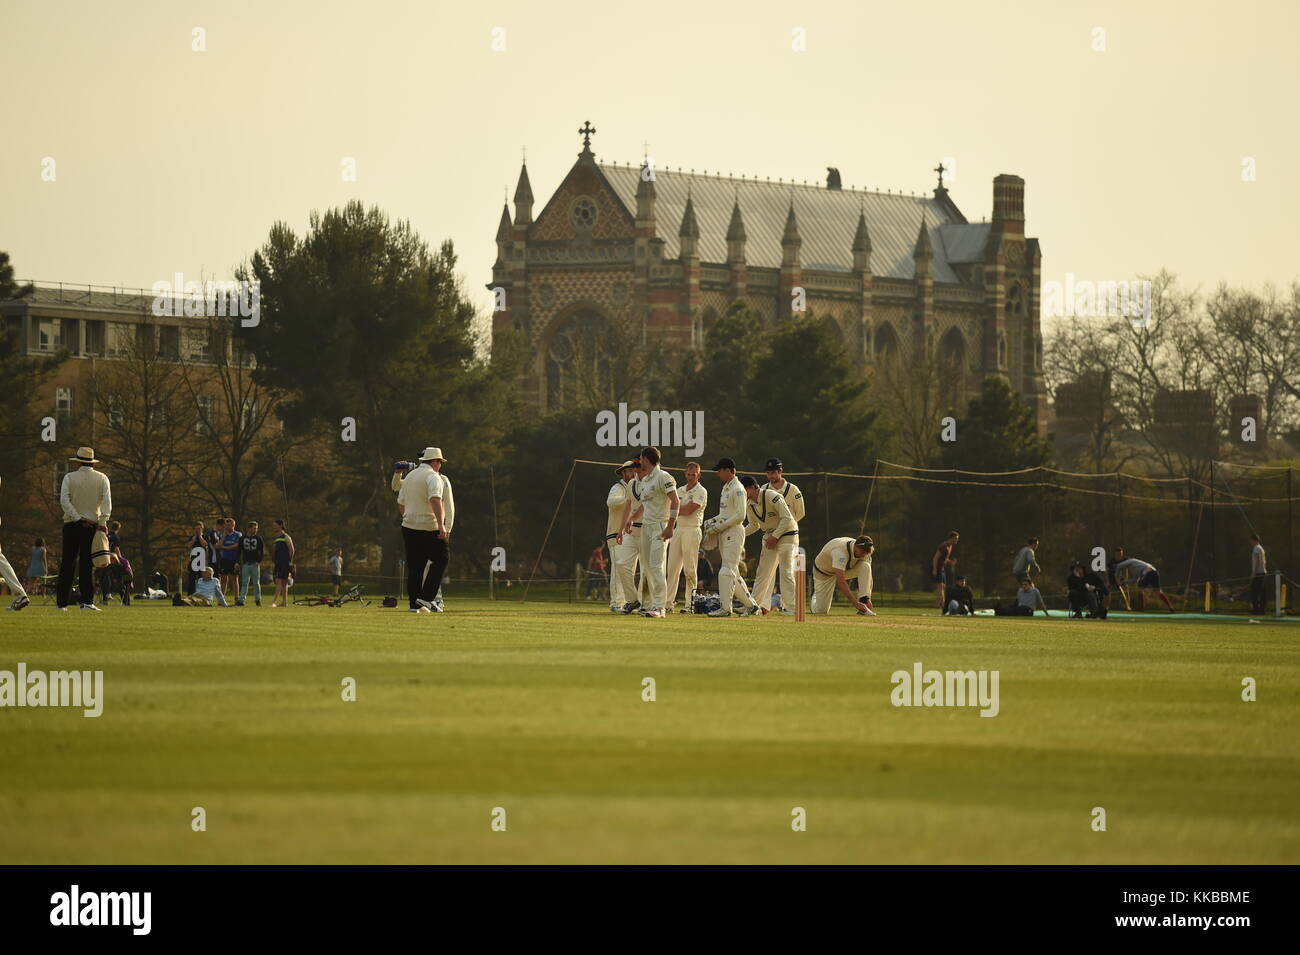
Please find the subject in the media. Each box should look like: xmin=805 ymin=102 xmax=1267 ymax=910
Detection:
xmin=5 ymin=0 xmax=1298 ymax=336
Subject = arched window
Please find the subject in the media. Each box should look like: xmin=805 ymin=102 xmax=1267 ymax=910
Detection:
xmin=544 ymin=309 xmax=614 ymax=411
xmin=874 ymin=322 xmax=900 ymax=362
xmin=1005 ymin=282 xmax=1024 ymax=317
xmin=821 ymin=314 xmax=844 ymax=345
xmin=695 ymin=306 xmax=718 ymax=349
xmin=938 ymin=326 xmax=967 ymax=409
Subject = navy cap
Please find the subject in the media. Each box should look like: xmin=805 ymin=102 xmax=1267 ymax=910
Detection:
xmin=764 ymin=457 xmax=783 ymax=470
xmin=739 ymin=475 xmax=758 ymax=488
xmin=712 ymin=457 xmax=737 ymax=471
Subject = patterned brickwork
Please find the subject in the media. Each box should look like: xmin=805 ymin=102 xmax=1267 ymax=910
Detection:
xmin=530 ymin=163 xmax=635 ymax=243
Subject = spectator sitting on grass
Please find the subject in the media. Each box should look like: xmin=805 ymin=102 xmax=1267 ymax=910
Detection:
xmin=178 ymin=567 xmax=229 ymax=607
xmin=945 ymin=574 xmax=976 ymax=616
xmin=994 ymin=577 xmax=1050 ymax=617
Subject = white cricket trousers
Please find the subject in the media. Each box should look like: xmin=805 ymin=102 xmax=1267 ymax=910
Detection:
xmin=638 ymin=520 xmax=669 ymax=611
xmin=717 ymin=526 xmax=756 ymax=613
xmin=752 ymin=533 xmax=798 ymax=609
xmin=0 ymin=545 xmax=28 ymax=600
xmin=665 ymin=525 xmax=702 ymax=607
xmin=811 ymin=560 xmax=872 ymax=614
xmin=609 ymin=535 xmax=639 ymax=609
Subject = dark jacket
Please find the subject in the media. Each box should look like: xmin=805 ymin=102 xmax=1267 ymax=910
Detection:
xmin=947 ymin=583 xmax=975 ymax=615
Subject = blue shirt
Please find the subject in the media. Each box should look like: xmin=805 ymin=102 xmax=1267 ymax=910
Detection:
xmin=194 ymin=577 xmax=228 ymax=606
xmin=221 ymin=531 xmax=242 ymax=562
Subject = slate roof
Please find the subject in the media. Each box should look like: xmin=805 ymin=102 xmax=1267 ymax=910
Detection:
xmin=599 ymin=164 xmax=988 ymax=282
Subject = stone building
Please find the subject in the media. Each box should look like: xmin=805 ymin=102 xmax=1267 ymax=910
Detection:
xmin=490 ymin=123 xmax=1046 ymax=428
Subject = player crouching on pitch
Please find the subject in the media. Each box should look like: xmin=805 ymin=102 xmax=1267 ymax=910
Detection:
xmin=615 ymin=447 xmax=678 ymax=618
xmin=811 ymin=535 xmax=876 ymax=616
xmin=741 ymin=474 xmax=798 ymax=615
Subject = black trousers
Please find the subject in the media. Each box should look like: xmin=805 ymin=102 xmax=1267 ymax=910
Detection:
xmin=402 ymin=527 xmax=448 ymax=609
xmin=1249 ymin=574 xmax=1267 ymax=614
xmin=57 ymin=521 xmax=96 ymax=608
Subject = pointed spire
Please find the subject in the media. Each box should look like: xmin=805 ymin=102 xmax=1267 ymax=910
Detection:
xmin=513 ymin=162 xmax=534 ymax=226
xmin=496 ymin=203 xmax=512 ymax=242
xmin=782 ymin=202 xmax=801 ymax=245
xmin=852 ymin=209 xmax=871 ymax=253
xmin=678 ymin=195 xmax=700 ymax=239
xmin=636 ymin=162 xmax=656 ymax=200
xmin=726 ymin=200 xmax=746 ymax=242
xmin=914 ymin=218 xmax=932 ymax=256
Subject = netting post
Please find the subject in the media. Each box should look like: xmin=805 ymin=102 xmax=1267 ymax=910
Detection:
xmin=1208 ymin=459 xmax=1217 ymax=612
xmin=1288 ymin=466 xmax=1294 ymax=609
xmin=823 ymin=472 xmax=830 ymax=542
xmin=569 ymin=464 xmax=577 ymax=603
xmin=489 ymin=464 xmax=498 ymax=601
xmin=1116 ymin=472 xmax=1125 ymax=547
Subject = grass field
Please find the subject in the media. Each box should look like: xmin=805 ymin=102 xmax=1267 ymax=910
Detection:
xmin=1 ymin=597 xmax=1297 ymax=864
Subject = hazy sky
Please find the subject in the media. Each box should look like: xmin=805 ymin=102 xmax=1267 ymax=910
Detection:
xmin=6 ymin=0 xmax=1298 ymax=332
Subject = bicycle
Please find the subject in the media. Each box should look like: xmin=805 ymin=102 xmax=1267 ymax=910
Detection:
xmin=293 ymin=584 xmax=370 ymax=608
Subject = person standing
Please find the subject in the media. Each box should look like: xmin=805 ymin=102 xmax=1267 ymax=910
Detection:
xmin=270 ymin=518 xmax=295 ymax=607
xmin=218 ymin=518 xmax=243 ymax=602
xmin=0 ymin=476 xmax=31 ymax=611
xmin=237 ymin=520 xmax=265 ymax=606
xmin=98 ymin=520 xmax=130 ymax=606
xmin=393 ymin=451 xmax=454 ymax=610
xmin=184 ymin=522 xmax=207 ymax=594
xmin=605 ymin=460 xmax=640 ymax=613
xmin=1248 ymin=534 xmax=1268 ymax=614
xmin=617 ymin=446 xmax=678 ymax=618
xmin=665 ymin=460 xmax=707 ymax=611
xmin=811 ymin=535 xmax=876 ymax=615
xmin=931 ymin=530 xmax=959 ymax=613
xmin=701 ymin=458 xmax=758 ymax=617
xmin=328 ymin=548 xmax=344 ymax=595
xmin=742 ymin=474 xmax=799 ymax=615
xmin=762 ymin=457 xmax=805 ymax=609
xmin=585 ymin=542 xmax=608 ymax=600
xmin=397 ymin=447 xmax=448 ymax=613
xmin=56 ymin=447 xmax=112 ymax=611
xmin=1012 ymin=536 xmax=1041 ymax=584
xmin=25 ymin=536 xmax=46 ymax=598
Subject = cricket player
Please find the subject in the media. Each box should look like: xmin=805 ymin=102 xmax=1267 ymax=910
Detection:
xmin=665 ymin=460 xmax=707 ymax=611
xmin=811 ymin=535 xmax=876 ymax=615
xmin=1109 ymin=547 xmax=1175 ymax=611
xmin=0 ymin=476 xmax=31 ymax=611
xmin=617 ymin=447 xmax=678 ymax=618
xmin=701 ymin=458 xmax=759 ymax=617
xmin=742 ymin=474 xmax=798 ymax=615
xmin=605 ymin=460 xmax=640 ymax=613
xmin=762 ymin=458 xmax=805 ymax=522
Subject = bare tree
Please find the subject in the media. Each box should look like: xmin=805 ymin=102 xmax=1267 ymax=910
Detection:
xmin=92 ymin=321 xmax=195 ymax=579
xmin=175 ymin=315 xmax=289 ymax=521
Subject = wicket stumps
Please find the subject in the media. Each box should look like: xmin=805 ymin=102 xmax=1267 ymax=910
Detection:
xmin=795 ymin=550 xmax=807 ymax=622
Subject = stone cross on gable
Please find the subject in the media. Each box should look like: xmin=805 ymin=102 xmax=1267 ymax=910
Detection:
xmin=934 ymin=162 xmax=947 ymax=190
xmin=578 ymin=120 xmax=597 ymax=151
